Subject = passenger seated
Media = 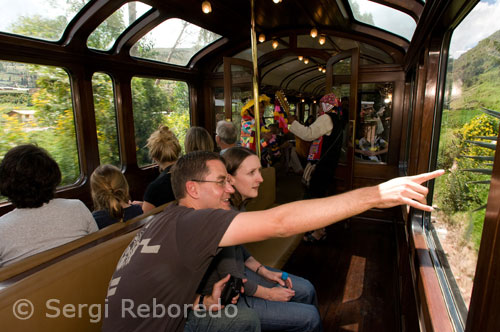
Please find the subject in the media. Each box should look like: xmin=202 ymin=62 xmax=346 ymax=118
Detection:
xmin=90 ymin=164 xmax=143 ymax=229
xmin=0 ymin=144 xmax=98 ymax=266
xmin=199 ymin=147 xmax=321 ymax=332
xmin=142 ymin=125 xmax=182 ymax=213
xmin=185 ymin=126 xmax=214 ymax=153
xmin=215 ymin=120 xmax=238 ymax=154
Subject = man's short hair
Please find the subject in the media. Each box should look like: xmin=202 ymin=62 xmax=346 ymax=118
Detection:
xmin=216 ymin=121 xmax=238 ymax=145
xmin=0 ymin=144 xmax=61 ymax=208
xmin=171 ymin=151 xmax=225 ymax=200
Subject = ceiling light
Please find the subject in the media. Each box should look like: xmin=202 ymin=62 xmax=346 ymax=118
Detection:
xmin=310 ymin=28 xmax=318 ymax=38
xmin=319 ymin=35 xmax=326 ymax=45
xmin=318 ymin=66 xmax=322 ymax=72
xmin=313 ymin=100 xmax=317 ymax=104
xmin=298 ymin=55 xmax=303 ymax=61
xmin=272 ymin=40 xmax=279 ymax=49
xmin=273 ymin=0 xmax=282 ymax=3
xmin=201 ymin=1 xmax=212 ymax=14
xmin=322 ymin=68 xmax=326 ymax=73
xmin=258 ymin=34 xmax=266 ymax=43
xmin=301 ymin=99 xmax=305 ymax=103
xmin=303 ymin=58 xmax=309 ymax=64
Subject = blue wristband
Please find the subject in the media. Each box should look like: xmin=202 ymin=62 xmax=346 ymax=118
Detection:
xmin=281 ymin=272 xmax=288 ymax=280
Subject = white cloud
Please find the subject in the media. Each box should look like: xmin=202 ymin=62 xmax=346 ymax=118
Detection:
xmin=449 ymin=0 xmax=500 ymax=59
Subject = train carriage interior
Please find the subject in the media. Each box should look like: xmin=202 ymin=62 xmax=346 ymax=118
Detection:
xmin=1 ymin=0 xmax=500 ymax=331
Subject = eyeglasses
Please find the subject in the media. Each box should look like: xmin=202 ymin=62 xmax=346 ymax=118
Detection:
xmin=190 ymin=176 xmax=230 ymax=187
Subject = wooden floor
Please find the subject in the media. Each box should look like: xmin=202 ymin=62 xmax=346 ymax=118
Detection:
xmin=275 ymin=171 xmax=400 ymax=332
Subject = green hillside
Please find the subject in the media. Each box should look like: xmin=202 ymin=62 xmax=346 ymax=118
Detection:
xmin=449 ymin=29 xmax=500 ymax=110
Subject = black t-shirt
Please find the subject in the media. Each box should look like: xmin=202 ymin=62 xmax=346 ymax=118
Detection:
xmin=92 ymin=204 xmax=143 ymax=229
xmin=143 ymin=165 xmax=175 ymax=207
xmin=102 ymin=204 xmax=238 ymax=332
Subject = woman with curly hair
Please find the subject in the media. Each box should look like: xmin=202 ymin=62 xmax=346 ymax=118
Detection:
xmin=90 ymin=164 xmax=143 ymax=229
xmin=142 ymin=125 xmax=182 ymax=212
xmin=0 ymin=144 xmax=98 ymax=266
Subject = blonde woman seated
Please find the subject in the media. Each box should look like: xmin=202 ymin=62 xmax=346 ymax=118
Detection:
xmin=142 ymin=126 xmax=182 ymax=213
xmin=90 ymin=165 xmax=143 ymax=229
xmin=198 ymin=147 xmax=321 ymax=332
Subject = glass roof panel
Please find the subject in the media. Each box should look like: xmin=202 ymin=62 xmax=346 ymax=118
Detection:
xmin=87 ymin=1 xmax=151 ymax=51
xmin=130 ymin=18 xmax=222 ymax=66
xmin=0 ymin=0 xmax=90 ymax=41
xmin=347 ymin=0 xmax=416 ymax=41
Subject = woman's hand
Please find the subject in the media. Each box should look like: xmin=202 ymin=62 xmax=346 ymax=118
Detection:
xmin=260 ymin=268 xmax=293 ymax=288
xmin=264 ymin=286 xmax=295 ymax=302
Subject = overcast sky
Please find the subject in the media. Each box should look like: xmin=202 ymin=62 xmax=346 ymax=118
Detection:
xmin=449 ymin=0 xmax=500 ymax=59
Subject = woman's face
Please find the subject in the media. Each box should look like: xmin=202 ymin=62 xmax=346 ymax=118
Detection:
xmin=229 ymin=155 xmax=263 ymax=200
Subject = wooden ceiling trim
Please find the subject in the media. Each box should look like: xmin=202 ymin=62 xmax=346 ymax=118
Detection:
xmin=371 ymin=0 xmax=424 ymax=22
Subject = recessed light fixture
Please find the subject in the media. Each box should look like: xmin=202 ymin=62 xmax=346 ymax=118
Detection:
xmin=201 ymin=1 xmax=212 ymax=14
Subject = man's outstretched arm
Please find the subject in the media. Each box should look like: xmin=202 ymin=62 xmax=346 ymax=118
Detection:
xmin=220 ymin=169 xmax=445 ymax=247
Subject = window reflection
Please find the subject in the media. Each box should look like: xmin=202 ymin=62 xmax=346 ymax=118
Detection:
xmin=355 ymin=83 xmax=392 ymax=163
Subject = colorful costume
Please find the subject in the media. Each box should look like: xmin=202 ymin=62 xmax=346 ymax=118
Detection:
xmin=239 ymin=94 xmax=271 ymax=152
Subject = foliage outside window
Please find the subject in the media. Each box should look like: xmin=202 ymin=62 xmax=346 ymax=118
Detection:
xmin=0 ymin=61 xmax=80 ymax=191
xmin=92 ymin=73 xmax=120 ymax=167
xmin=87 ymin=2 xmax=151 ymax=51
xmin=131 ymin=77 xmax=190 ymax=167
xmin=130 ymin=18 xmax=222 ymax=66
xmin=0 ymin=0 xmax=90 ymax=42
xmin=432 ymin=0 xmax=500 ymax=310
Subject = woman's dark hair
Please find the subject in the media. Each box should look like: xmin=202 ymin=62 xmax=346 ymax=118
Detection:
xmin=0 ymin=144 xmax=61 ymax=208
xmin=222 ymin=147 xmax=256 ymax=209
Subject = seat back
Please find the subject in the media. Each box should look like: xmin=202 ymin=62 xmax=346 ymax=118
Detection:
xmin=0 ymin=203 xmax=169 ymax=282
xmin=0 ymin=229 xmax=139 ymax=331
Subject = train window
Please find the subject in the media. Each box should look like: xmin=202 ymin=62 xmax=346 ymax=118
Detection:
xmin=347 ymin=0 xmax=416 ymax=42
xmin=431 ymin=0 xmax=500 ymax=318
xmin=129 ymin=18 xmax=222 ymax=66
xmin=355 ymin=82 xmax=393 ymax=164
xmin=0 ymin=61 xmax=80 ymax=186
xmin=92 ymin=72 xmax=120 ymax=166
xmin=0 ymin=0 xmax=89 ymax=42
xmin=131 ymin=77 xmax=190 ymax=167
xmin=87 ymin=1 xmax=151 ymax=51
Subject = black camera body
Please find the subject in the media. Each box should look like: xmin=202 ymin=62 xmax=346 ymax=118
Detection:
xmin=220 ymin=276 xmax=243 ymax=305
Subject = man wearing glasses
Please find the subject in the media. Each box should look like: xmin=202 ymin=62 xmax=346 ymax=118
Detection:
xmin=103 ymin=151 xmax=443 ymax=332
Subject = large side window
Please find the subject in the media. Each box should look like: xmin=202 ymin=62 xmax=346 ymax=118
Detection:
xmin=431 ymin=0 xmax=500 ymax=325
xmin=131 ymin=77 xmax=190 ymax=167
xmin=92 ymin=72 xmax=120 ymax=166
xmin=0 ymin=61 xmax=80 ymax=188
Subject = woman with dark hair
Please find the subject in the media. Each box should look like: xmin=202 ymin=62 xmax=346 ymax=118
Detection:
xmin=0 ymin=144 xmax=98 ymax=266
xmin=198 ymin=147 xmax=322 ymax=332
xmin=184 ymin=126 xmax=214 ymax=153
xmin=142 ymin=125 xmax=182 ymax=213
xmin=90 ymin=164 xmax=143 ymax=229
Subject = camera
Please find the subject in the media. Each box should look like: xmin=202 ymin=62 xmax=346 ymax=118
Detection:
xmin=220 ymin=276 xmax=243 ymax=305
